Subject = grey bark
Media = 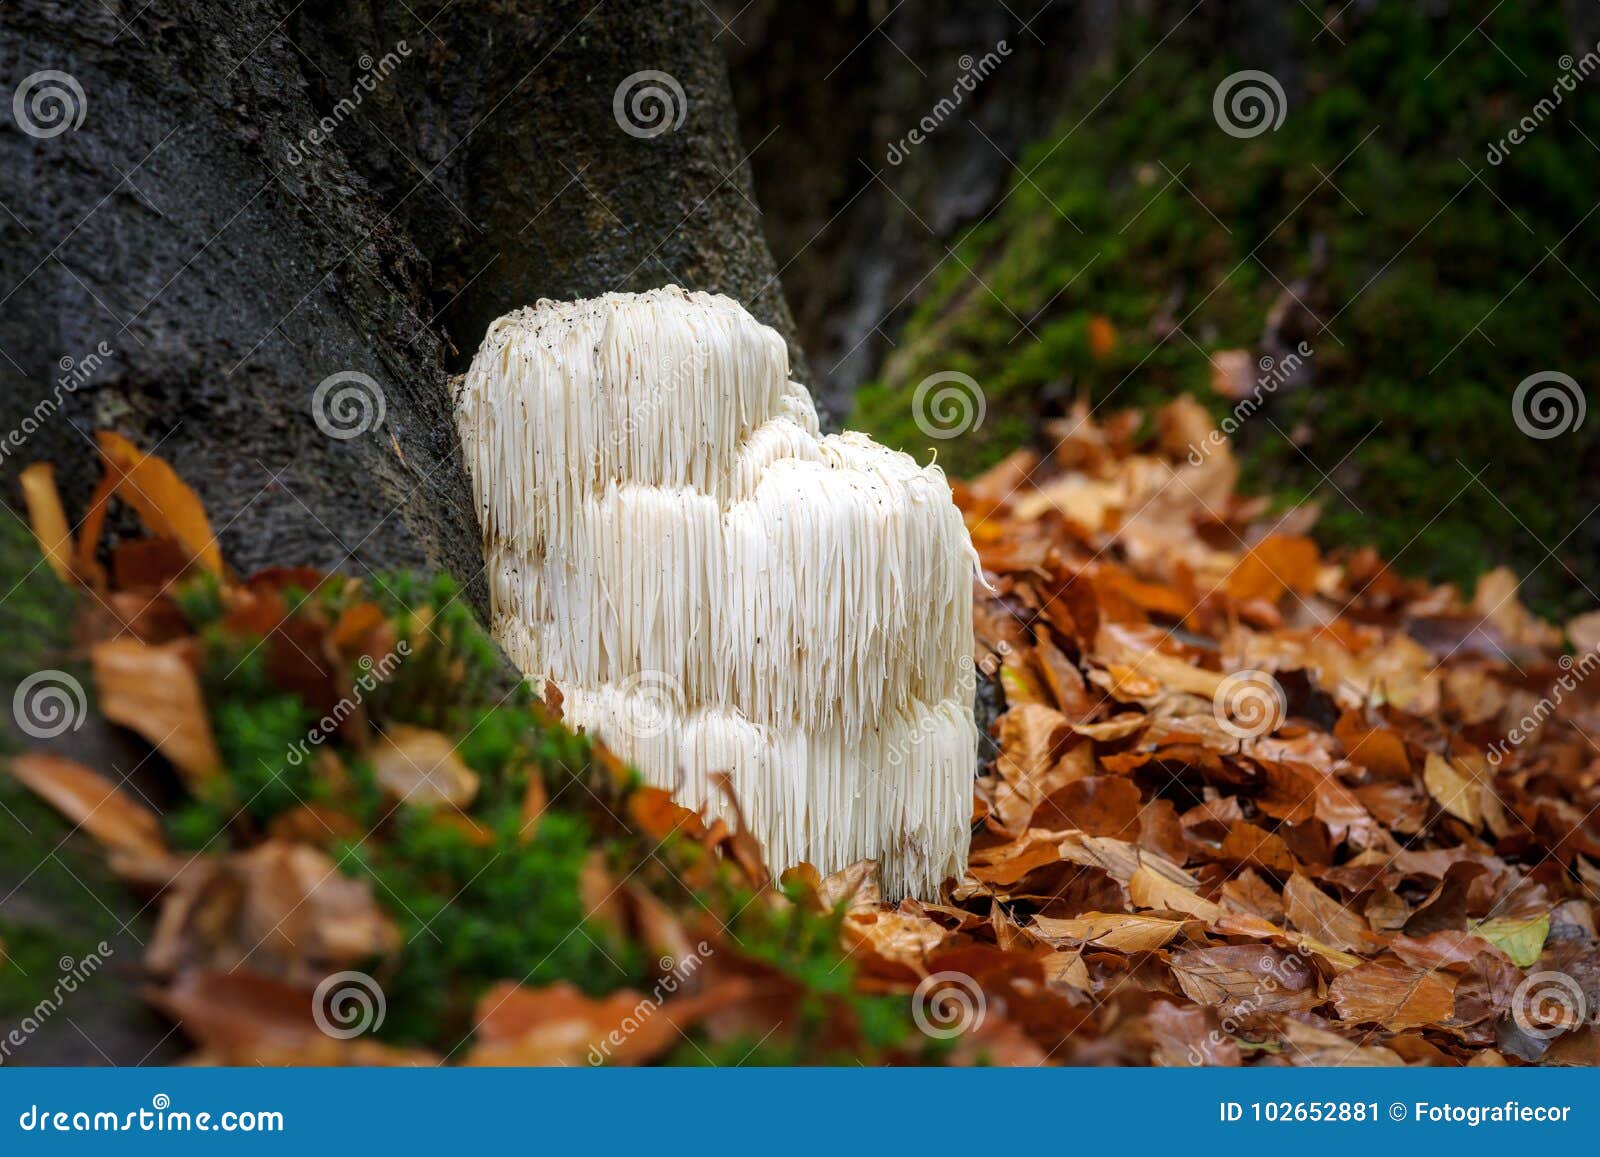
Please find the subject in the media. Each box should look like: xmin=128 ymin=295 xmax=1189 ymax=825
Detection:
xmin=0 ymin=0 xmax=800 ymax=1064
xmin=0 ymin=0 xmax=804 ymax=608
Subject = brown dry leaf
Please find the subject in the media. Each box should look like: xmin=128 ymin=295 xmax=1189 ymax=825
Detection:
xmin=1149 ymin=999 xmax=1242 ymax=1067
xmin=969 ymin=829 xmax=1070 ymax=887
xmin=817 ymin=860 xmax=881 ymax=912
xmin=19 ymin=462 xmax=73 ymax=582
xmin=1168 ymin=946 xmax=1320 ymax=1016
xmin=8 ymin=753 xmax=167 ymax=863
xmin=1226 ymin=534 xmax=1321 ymax=604
xmin=1422 ymin=752 xmax=1482 ymax=826
xmin=519 ymin=768 xmax=549 ymax=836
xmin=1277 ymin=1018 xmax=1404 ymax=1066
xmin=1054 ymin=830 xmax=1223 ymax=919
xmin=1329 ymin=957 xmax=1457 ymax=1030
xmin=1567 ymin=609 xmax=1600 ymax=653
xmin=146 ymin=841 xmax=399 ymax=985
xmin=1284 ymin=874 xmax=1380 ymax=955
xmin=1030 ymin=775 xmax=1141 ymax=835
xmin=372 ymin=724 xmax=480 ymax=809
xmin=1088 ymin=314 xmax=1117 ymax=360
xmin=994 ymin=703 xmax=1071 ymax=785
xmin=1038 ymin=949 xmax=1092 ymax=991
xmin=464 ymin=979 xmax=739 ymax=1066
xmin=95 ymin=430 xmax=223 ymax=576
xmin=151 ymin=970 xmax=436 ymax=1066
xmin=844 ymin=906 xmax=950 ymax=967
xmin=1032 ymin=912 xmax=1192 ymax=952
xmin=1471 ymin=567 xmax=1561 ymax=652
xmin=90 ymin=638 xmax=222 ymax=788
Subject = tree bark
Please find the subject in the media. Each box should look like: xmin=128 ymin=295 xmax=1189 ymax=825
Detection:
xmin=0 ymin=0 xmax=798 ymax=1064
xmin=0 ymin=0 xmax=803 ymax=605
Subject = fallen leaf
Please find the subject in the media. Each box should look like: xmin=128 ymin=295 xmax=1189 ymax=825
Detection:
xmin=1469 ymin=913 xmax=1550 ymax=968
xmin=96 ymin=430 xmax=223 ymax=576
xmin=1329 ymin=957 xmax=1456 ymax=1030
xmin=90 ymin=638 xmax=222 ymax=788
xmin=371 ymin=725 xmax=480 ymax=809
xmin=1423 ymin=752 xmax=1482 ymax=826
xmin=19 ymin=462 xmax=73 ymax=582
xmin=1032 ymin=912 xmax=1191 ymax=952
xmin=7 ymin=753 xmax=167 ymax=862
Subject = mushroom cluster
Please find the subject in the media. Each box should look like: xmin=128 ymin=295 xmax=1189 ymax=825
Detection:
xmin=455 ymin=287 xmax=976 ymax=898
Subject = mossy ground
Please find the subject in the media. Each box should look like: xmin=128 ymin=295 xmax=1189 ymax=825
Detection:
xmin=852 ymin=4 xmax=1599 ymax=616
xmin=0 ymin=516 xmax=936 ymax=1063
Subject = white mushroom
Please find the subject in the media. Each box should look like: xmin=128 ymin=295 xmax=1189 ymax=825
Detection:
xmin=455 ymin=286 xmax=977 ymax=899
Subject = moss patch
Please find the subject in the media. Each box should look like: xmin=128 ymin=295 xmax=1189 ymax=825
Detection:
xmin=852 ymin=4 xmax=1599 ymax=615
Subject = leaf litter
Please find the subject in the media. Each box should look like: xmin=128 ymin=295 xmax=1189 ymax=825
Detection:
xmin=9 ymin=398 xmax=1600 ymax=1066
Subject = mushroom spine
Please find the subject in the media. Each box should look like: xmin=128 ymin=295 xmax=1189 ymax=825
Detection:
xmin=455 ymin=286 xmax=977 ymax=899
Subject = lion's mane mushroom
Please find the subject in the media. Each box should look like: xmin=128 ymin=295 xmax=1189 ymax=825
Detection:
xmin=455 ymin=286 xmax=977 ymax=899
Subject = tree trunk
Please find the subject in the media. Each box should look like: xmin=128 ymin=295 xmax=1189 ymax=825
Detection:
xmin=0 ymin=0 xmax=803 ymax=603
xmin=0 ymin=0 xmax=798 ymax=1063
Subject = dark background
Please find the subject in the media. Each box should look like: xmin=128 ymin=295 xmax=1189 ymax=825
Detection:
xmin=720 ymin=0 xmax=1600 ymax=617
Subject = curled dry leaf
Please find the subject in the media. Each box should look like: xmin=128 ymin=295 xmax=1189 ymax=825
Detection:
xmin=95 ymin=430 xmax=223 ymax=576
xmin=90 ymin=638 xmax=222 ymax=789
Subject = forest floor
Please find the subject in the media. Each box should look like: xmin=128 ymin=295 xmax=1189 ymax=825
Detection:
xmin=4 ymin=396 xmax=1600 ymax=1065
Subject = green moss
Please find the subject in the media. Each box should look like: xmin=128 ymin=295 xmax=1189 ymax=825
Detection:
xmin=0 ymin=509 xmax=76 ymax=720
xmin=852 ymin=4 xmax=1599 ymax=615
xmin=350 ymin=805 xmax=643 ymax=1047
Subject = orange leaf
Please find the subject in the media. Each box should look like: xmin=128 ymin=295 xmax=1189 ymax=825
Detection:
xmin=1330 ymin=957 xmax=1456 ymax=1030
xmin=18 ymin=463 xmax=73 ymax=582
xmin=90 ymin=638 xmax=222 ymax=788
xmin=8 ymin=752 xmax=167 ymax=862
xmin=95 ymin=430 xmax=223 ymax=576
xmin=1087 ymin=314 xmax=1117 ymax=360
